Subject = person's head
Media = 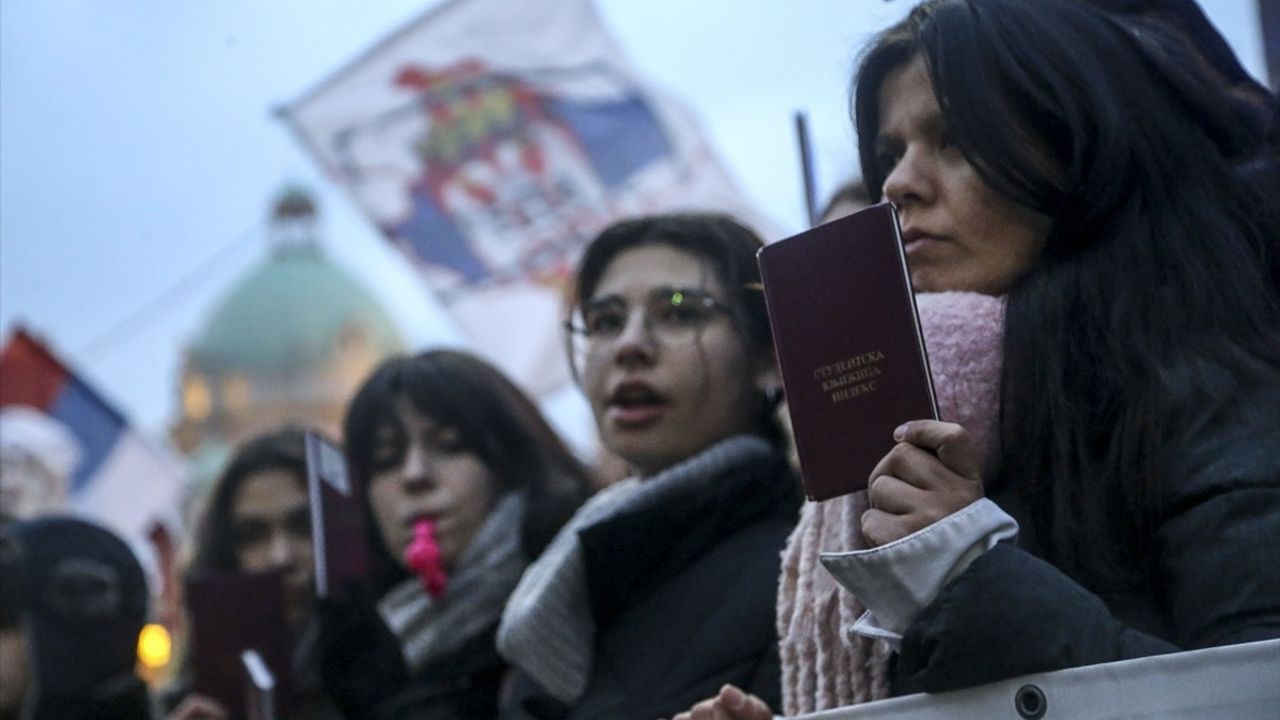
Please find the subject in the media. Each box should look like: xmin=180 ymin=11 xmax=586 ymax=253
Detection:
xmin=817 ymin=179 xmax=873 ymax=224
xmin=7 ymin=517 xmax=148 ymax=714
xmin=344 ymin=350 xmax=588 ymax=593
xmin=0 ymin=408 xmax=80 ymax=520
xmin=567 ymin=213 xmax=783 ymax=477
xmin=853 ymin=0 xmax=1271 ymax=297
xmin=189 ymin=427 xmax=314 ymax=625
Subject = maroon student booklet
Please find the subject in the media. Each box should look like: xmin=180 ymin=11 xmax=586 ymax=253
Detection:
xmin=758 ymin=202 xmax=937 ymax=501
xmin=305 ymin=431 xmax=369 ymax=600
xmin=187 ymin=569 xmax=293 ymax=720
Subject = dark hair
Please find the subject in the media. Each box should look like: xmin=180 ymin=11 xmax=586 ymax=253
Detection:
xmin=188 ymin=426 xmax=311 ymax=576
xmin=343 ymin=350 xmax=590 ymax=593
xmin=1080 ymin=0 xmax=1280 ymax=280
xmin=571 ymin=212 xmax=785 ymax=449
xmin=854 ymin=0 xmax=1280 ymax=579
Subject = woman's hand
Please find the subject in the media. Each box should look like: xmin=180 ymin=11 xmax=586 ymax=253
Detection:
xmin=862 ymin=420 xmax=984 ymax=547
xmin=670 ymin=684 xmax=773 ymax=720
xmin=167 ymin=694 xmax=230 ymax=720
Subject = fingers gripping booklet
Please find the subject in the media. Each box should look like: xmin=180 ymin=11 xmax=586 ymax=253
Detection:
xmin=758 ymin=202 xmax=938 ymax=501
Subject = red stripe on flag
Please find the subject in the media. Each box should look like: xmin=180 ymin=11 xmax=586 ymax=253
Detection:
xmin=0 ymin=328 xmax=68 ymax=410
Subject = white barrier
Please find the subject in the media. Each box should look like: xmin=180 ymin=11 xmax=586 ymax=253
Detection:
xmin=797 ymin=639 xmax=1280 ymax=719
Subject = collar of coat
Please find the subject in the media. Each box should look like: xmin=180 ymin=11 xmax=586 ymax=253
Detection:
xmin=497 ymin=434 xmax=798 ymax=704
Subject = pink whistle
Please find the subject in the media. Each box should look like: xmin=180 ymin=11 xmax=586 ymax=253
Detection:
xmin=405 ymin=519 xmax=448 ymax=599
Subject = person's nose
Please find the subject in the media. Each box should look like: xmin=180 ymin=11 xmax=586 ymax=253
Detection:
xmin=268 ymin=529 xmax=297 ymax=568
xmin=611 ymin=308 xmax=657 ymax=367
xmin=400 ymin=443 xmax=435 ymax=493
xmin=882 ymin=146 xmax=933 ymax=209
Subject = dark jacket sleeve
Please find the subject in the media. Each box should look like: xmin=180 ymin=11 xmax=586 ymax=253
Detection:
xmin=895 ymin=399 xmax=1280 ymax=694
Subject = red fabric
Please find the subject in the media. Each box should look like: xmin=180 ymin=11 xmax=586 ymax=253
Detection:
xmin=0 ymin=329 xmax=68 ymax=410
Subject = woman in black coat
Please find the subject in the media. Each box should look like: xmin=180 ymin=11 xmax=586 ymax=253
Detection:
xmin=682 ymin=1 xmax=1280 ymax=717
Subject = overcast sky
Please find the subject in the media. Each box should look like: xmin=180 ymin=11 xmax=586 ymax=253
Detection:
xmin=0 ymin=0 xmax=1266 ymax=442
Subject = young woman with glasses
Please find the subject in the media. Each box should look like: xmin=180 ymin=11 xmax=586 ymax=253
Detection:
xmin=497 ymin=213 xmax=801 ymax=719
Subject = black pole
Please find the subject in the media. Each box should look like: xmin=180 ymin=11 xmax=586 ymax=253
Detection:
xmin=794 ymin=111 xmax=819 ymax=226
xmin=1261 ymin=0 xmax=1278 ymax=91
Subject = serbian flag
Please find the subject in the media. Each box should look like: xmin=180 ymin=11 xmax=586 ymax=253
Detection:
xmin=0 ymin=328 xmax=183 ymax=575
xmin=280 ymin=0 xmax=774 ymax=395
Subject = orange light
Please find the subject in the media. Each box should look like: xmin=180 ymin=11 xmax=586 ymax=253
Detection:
xmin=137 ymin=623 xmax=172 ymax=670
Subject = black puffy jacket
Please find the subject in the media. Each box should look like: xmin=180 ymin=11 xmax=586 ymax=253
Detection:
xmin=894 ymin=384 xmax=1280 ymax=693
xmin=506 ymin=449 xmax=800 ymax=720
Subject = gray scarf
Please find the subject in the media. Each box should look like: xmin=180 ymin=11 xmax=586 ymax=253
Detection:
xmin=378 ymin=491 xmax=527 ymax=672
xmin=495 ymin=435 xmax=773 ymax=704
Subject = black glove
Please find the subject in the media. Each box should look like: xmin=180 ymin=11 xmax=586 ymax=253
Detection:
xmin=317 ymin=589 xmax=412 ymax=720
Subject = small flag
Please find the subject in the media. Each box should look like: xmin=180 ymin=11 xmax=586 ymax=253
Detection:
xmin=281 ymin=0 xmax=774 ymax=395
xmin=0 ymin=328 xmax=183 ymax=577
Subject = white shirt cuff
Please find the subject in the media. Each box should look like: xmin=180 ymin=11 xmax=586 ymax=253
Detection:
xmin=819 ymin=498 xmax=1018 ymax=648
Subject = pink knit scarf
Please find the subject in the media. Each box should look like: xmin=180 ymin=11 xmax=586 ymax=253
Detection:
xmin=777 ymin=292 xmax=1005 ymax=715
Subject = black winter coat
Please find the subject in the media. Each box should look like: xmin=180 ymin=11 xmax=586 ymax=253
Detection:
xmin=894 ymin=384 xmax=1280 ymax=694
xmin=507 ymin=449 xmax=800 ymax=720
xmin=318 ymin=592 xmax=507 ymax=720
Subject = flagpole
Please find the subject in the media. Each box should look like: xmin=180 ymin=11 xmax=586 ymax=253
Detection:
xmin=1262 ymin=0 xmax=1278 ymax=91
xmin=794 ymin=111 xmax=818 ymax=227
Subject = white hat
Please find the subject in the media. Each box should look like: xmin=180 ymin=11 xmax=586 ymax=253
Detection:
xmin=0 ymin=406 xmax=82 ymax=481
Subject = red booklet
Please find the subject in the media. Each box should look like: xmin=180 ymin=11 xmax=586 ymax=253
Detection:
xmin=758 ymin=202 xmax=937 ymax=501
xmin=305 ymin=431 xmax=370 ymax=600
xmin=186 ymin=569 xmax=293 ymax=720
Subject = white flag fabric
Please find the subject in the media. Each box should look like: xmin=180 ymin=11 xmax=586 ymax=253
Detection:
xmin=281 ymin=0 xmax=774 ymax=395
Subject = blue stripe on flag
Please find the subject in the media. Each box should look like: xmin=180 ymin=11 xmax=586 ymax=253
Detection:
xmin=50 ymin=375 xmax=125 ymax=494
xmin=546 ymin=96 xmax=671 ymax=188
xmin=388 ymin=197 xmax=489 ymax=284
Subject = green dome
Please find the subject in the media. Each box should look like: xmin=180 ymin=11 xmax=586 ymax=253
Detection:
xmin=192 ymin=245 xmax=404 ymax=372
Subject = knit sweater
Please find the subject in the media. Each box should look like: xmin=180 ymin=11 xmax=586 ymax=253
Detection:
xmin=776 ymin=292 xmax=1004 ymax=715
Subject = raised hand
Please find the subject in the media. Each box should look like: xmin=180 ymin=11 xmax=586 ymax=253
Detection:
xmin=669 ymin=684 xmax=773 ymax=720
xmin=861 ymin=420 xmax=984 ymax=547
xmin=167 ymin=694 xmax=230 ymax=720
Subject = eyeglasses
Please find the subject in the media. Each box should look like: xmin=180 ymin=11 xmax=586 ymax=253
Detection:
xmin=564 ymin=287 xmax=733 ymax=373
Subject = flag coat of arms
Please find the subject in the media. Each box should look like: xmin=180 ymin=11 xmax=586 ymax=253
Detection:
xmin=0 ymin=328 xmax=183 ymax=575
xmin=281 ymin=0 xmax=773 ymax=394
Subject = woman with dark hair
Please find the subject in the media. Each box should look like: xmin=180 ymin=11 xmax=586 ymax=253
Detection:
xmin=680 ymin=0 xmax=1280 ymax=717
xmin=496 ymin=213 xmax=801 ymax=719
xmin=320 ymin=349 xmax=590 ymax=720
xmin=165 ymin=426 xmax=338 ymax=720
xmin=185 ymin=428 xmax=315 ymax=623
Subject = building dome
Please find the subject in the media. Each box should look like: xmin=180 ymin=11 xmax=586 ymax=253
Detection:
xmin=190 ymin=244 xmax=401 ymax=373
xmin=172 ymin=188 xmax=405 ymax=453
